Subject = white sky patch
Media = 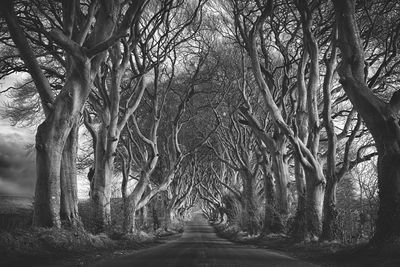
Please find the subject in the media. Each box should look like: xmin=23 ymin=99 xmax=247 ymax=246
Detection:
xmin=0 ymin=120 xmax=35 ymax=142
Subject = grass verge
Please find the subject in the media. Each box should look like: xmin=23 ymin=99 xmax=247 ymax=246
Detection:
xmin=213 ymin=223 xmax=400 ymax=267
xmin=0 ymin=226 xmax=181 ymax=267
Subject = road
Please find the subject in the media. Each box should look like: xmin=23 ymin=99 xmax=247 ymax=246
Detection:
xmin=90 ymin=215 xmax=317 ymax=267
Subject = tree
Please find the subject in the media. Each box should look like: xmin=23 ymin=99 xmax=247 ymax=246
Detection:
xmin=1 ymin=0 xmax=147 ymax=227
xmin=81 ymin=0 xmax=206 ymax=233
xmin=230 ymin=0 xmax=327 ymax=241
xmin=333 ymin=0 xmax=400 ymax=245
xmin=118 ymin=44 xmax=217 ymax=233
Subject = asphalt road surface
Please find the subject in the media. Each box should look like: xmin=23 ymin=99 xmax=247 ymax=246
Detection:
xmin=90 ymin=214 xmax=318 ymax=267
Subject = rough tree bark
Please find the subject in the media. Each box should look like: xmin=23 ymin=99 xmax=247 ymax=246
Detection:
xmin=241 ymin=170 xmax=259 ymax=236
xmin=291 ymin=160 xmax=307 ymax=239
xmin=60 ymin=119 xmax=80 ymax=226
xmin=34 ymin=60 xmax=91 ymax=227
xmin=271 ymin=134 xmax=289 ymax=216
xmin=92 ymin=110 xmax=112 ymax=231
xmin=123 ymin=167 xmax=158 ymax=233
xmin=261 ymin=160 xmax=284 ymax=235
xmin=164 ymin=201 xmax=175 ymax=230
xmin=292 ymin=44 xmax=309 ymax=239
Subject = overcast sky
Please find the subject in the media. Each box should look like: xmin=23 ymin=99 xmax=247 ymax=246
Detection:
xmin=0 ymin=75 xmax=36 ymax=196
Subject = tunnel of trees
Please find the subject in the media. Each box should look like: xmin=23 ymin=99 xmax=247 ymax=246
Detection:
xmin=1 ymin=0 xmax=400 ymax=249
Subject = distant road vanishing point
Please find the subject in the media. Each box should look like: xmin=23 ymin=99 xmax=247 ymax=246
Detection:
xmin=90 ymin=215 xmax=318 ymax=267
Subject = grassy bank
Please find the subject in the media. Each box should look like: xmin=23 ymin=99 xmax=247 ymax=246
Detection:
xmin=0 ymin=196 xmax=183 ymax=267
xmin=213 ymin=223 xmax=400 ymax=267
xmin=0 ymin=226 xmax=181 ymax=267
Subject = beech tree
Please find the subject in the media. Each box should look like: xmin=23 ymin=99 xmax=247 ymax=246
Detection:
xmin=81 ymin=0 xmax=206 ymax=233
xmin=333 ymin=0 xmax=400 ymax=245
xmin=228 ymin=0 xmax=327 ymax=240
xmin=115 ymin=43 xmax=218 ymax=233
xmin=1 ymin=0 xmax=149 ymax=227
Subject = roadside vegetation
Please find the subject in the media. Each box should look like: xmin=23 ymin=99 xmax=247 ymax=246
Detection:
xmin=0 ymin=197 xmax=183 ymax=266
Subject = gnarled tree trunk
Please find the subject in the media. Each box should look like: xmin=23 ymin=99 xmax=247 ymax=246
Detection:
xmin=123 ymin=199 xmax=137 ymax=234
xmin=271 ymin=135 xmax=289 ymax=215
xmin=34 ymin=65 xmax=91 ymax=227
xmin=92 ymin=113 xmax=113 ymax=233
xmin=123 ymin=170 xmax=154 ymax=233
xmin=304 ymin=169 xmax=325 ymax=241
xmin=262 ymin=166 xmax=283 ymax=235
xmin=241 ymin=171 xmax=259 ymax=236
xmin=321 ymin=181 xmax=339 ymax=241
xmin=291 ymin=160 xmax=307 ymax=239
xmin=60 ymin=119 xmax=80 ymax=226
xmin=164 ymin=195 xmax=176 ymax=230
xmin=375 ymin=149 xmax=400 ymax=243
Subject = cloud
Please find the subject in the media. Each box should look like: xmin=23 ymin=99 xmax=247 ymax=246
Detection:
xmin=0 ymin=120 xmax=34 ymax=142
xmin=0 ymin=128 xmax=36 ymax=196
xmin=0 ymin=177 xmax=33 ymax=196
xmin=0 ymin=74 xmax=37 ymax=196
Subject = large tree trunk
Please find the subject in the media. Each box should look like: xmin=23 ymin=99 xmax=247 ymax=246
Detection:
xmin=122 ymin=182 xmax=149 ymax=234
xmin=138 ymin=206 xmax=148 ymax=229
xmin=373 ymin=140 xmax=400 ymax=244
xmin=242 ymin=172 xmax=259 ymax=236
xmin=92 ymin=116 xmax=113 ymax=233
xmin=304 ymin=169 xmax=325 ymax=241
xmin=292 ymin=61 xmax=308 ymax=240
xmin=321 ymin=31 xmax=339 ymax=242
xmin=3 ymin=0 xmax=130 ymax=229
xmin=152 ymin=202 xmax=160 ymax=231
xmin=261 ymin=169 xmax=283 ymax=235
xmin=34 ymin=68 xmax=90 ymax=227
xmin=321 ymin=179 xmax=339 ymax=241
xmin=164 ymin=198 xmax=176 ymax=230
xmin=296 ymin=0 xmax=326 ymax=241
xmin=123 ymin=198 xmax=137 ymax=234
xmin=60 ymin=119 xmax=80 ymax=226
xmin=123 ymin=170 xmax=152 ymax=234
xmin=291 ymin=160 xmax=307 ymax=240
xmin=271 ymin=136 xmax=289 ymax=215
xmin=92 ymin=156 xmax=114 ymax=233
xmin=34 ymin=123 xmax=64 ymax=228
